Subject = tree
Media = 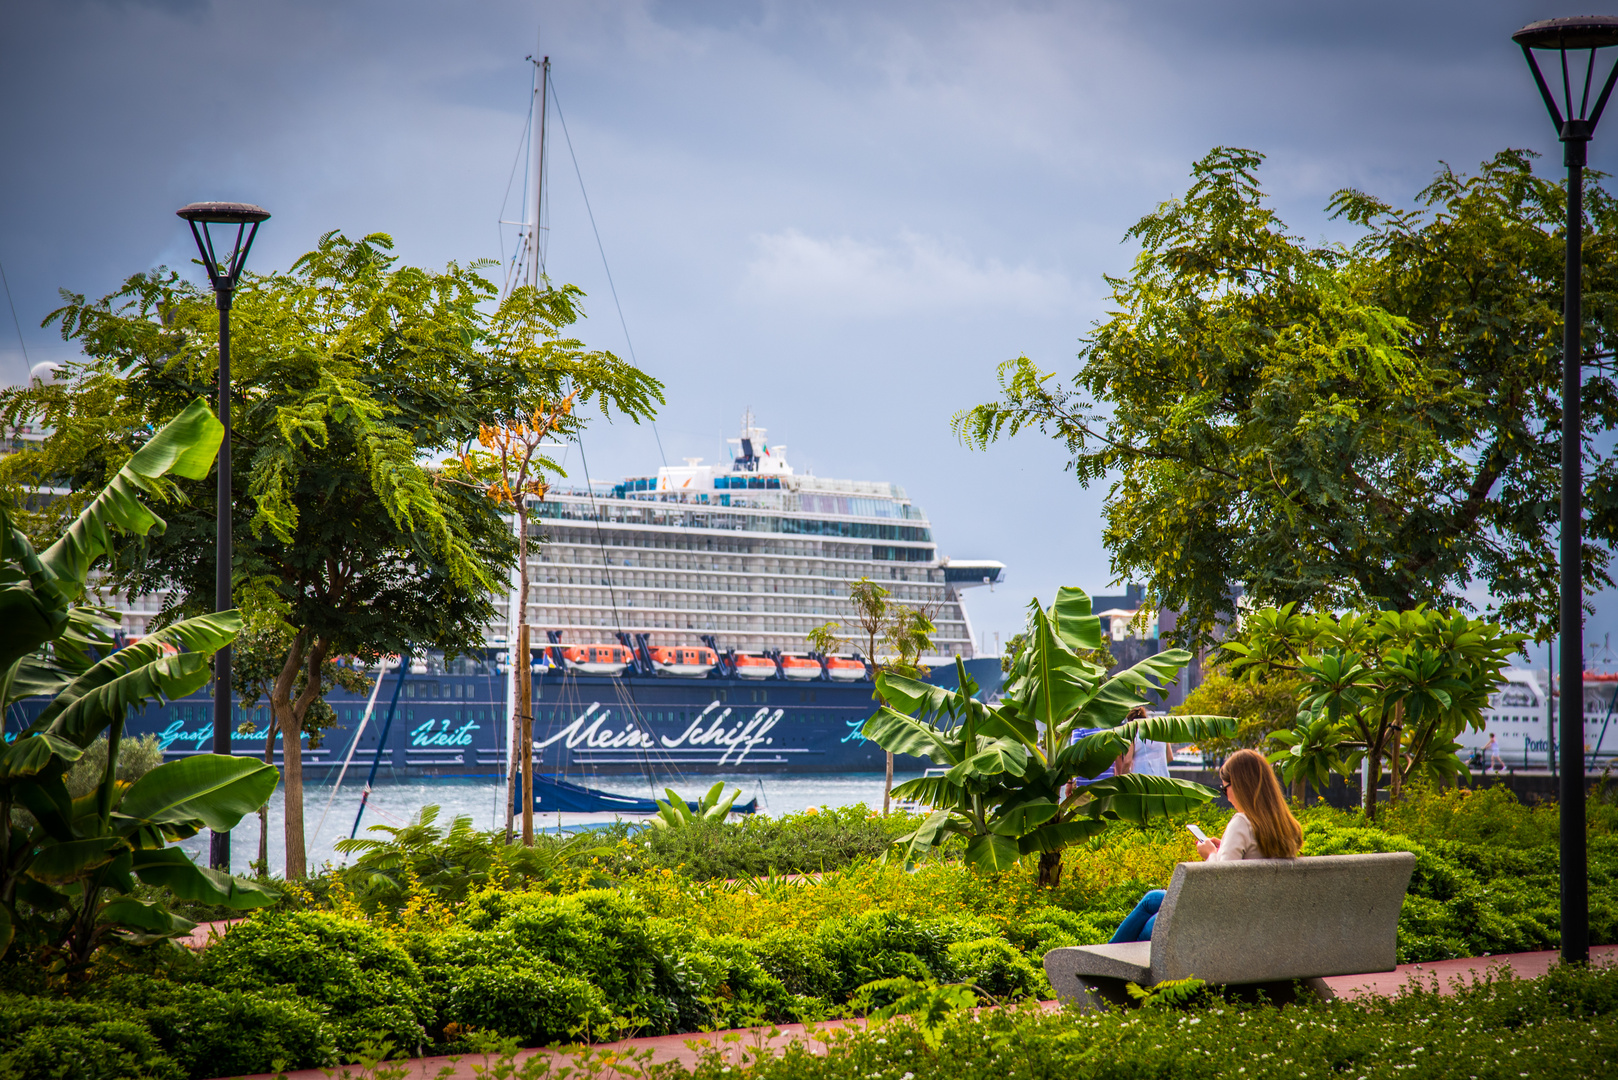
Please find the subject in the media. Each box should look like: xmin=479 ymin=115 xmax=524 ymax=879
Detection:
xmin=863 ymin=587 xmax=1233 ymax=886
xmin=808 ymin=578 xmax=936 ymax=813
xmin=1224 ymin=605 xmax=1527 ymax=817
xmin=0 ymin=400 xmax=276 ymax=970
xmin=446 ymin=398 xmax=574 ymax=846
xmin=955 ymin=148 xmax=1618 ymax=646
xmin=2 ymin=232 xmax=663 ymax=878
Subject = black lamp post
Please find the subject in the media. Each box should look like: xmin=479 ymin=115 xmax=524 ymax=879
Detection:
xmin=176 ymin=201 xmax=269 ymax=873
xmin=1513 ymin=16 xmax=1618 ymax=967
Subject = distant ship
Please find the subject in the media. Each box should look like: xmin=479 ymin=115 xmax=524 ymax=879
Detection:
xmin=6 ymin=415 xmax=1005 ymax=779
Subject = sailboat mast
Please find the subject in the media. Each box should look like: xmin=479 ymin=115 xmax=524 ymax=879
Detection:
xmin=528 ymin=56 xmax=550 ymax=289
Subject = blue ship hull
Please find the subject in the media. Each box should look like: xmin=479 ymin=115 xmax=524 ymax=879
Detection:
xmin=6 ymin=657 xmax=1001 ymax=781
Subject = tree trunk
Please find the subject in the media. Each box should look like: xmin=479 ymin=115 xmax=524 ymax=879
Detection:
xmin=519 ymin=622 xmax=533 ymax=845
xmin=257 ymin=721 xmax=275 ymax=875
xmin=1292 ymin=775 xmax=1307 ymax=804
xmin=1037 ymin=849 xmax=1064 ymax=889
xmin=516 ymin=503 xmax=534 ymax=846
xmin=1388 ymin=703 xmax=1404 ymax=805
xmin=884 ymin=750 xmax=893 ymax=815
xmin=1364 ymin=739 xmax=1382 ymax=821
xmin=272 ymin=632 xmax=330 ymax=880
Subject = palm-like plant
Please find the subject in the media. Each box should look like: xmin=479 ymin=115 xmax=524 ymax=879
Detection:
xmin=1265 ymin=706 xmax=1353 ymax=801
xmin=862 ymin=587 xmax=1235 ymax=886
xmin=0 ymin=399 xmax=279 ymax=971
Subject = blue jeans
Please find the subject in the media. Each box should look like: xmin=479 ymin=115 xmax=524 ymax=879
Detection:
xmin=1110 ymin=889 xmax=1166 ymax=943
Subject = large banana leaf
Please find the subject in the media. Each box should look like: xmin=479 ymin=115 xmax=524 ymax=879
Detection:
xmin=963 ymin=831 xmax=1022 ymax=873
xmin=1058 ymin=713 xmax=1235 ymax=778
xmin=14 ymin=773 xmax=74 ymax=841
xmin=97 ymin=897 xmax=197 ymax=942
xmin=118 ymin=754 xmax=279 ymax=833
xmin=1015 ymin=817 xmax=1109 ymax=854
xmin=38 ymin=397 xmax=223 ymax=595
xmin=0 ymin=513 xmax=73 ymax=674
xmin=861 ymin=706 xmax=966 ymax=764
xmin=943 ymin=738 xmax=1029 ymax=783
xmin=888 ymin=774 xmax=962 ymax=810
xmin=25 ymin=836 xmax=127 ymax=885
xmin=129 ymin=847 xmax=278 ymax=908
xmin=986 ymin=797 xmax=1058 ymax=837
xmin=1071 ymin=773 xmax=1220 ymax=825
xmin=0 ymin=732 xmax=83 ymax=780
xmin=29 ymin=611 xmax=241 ymax=745
xmin=1050 ymin=586 xmax=1103 ymax=651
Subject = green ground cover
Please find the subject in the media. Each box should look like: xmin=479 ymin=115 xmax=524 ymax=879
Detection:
xmin=0 ymin=784 xmax=1613 ymax=1079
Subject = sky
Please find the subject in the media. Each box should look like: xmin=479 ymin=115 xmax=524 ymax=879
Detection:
xmin=1 ymin=0 xmax=1616 ymax=668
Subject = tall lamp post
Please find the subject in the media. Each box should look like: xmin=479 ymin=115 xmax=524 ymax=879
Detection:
xmin=176 ymin=201 xmax=269 ymax=873
xmin=1513 ymin=16 xmax=1618 ymax=966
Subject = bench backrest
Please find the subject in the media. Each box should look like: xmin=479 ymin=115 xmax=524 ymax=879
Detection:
xmin=1149 ymin=852 xmax=1415 ymax=985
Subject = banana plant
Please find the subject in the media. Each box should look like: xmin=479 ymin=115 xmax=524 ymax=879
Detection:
xmin=0 ymin=398 xmax=280 ymax=970
xmin=648 ymin=781 xmax=743 ymax=830
xmin=862 ymin=587 xmax=1235 ymax=886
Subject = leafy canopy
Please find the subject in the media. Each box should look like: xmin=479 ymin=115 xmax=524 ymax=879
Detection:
xmin=955 ymin=148 xmax=1618 ymax=645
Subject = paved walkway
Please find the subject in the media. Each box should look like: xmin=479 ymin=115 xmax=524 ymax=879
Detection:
xmin=224 ymin=945 xmax=1617 ymax=1080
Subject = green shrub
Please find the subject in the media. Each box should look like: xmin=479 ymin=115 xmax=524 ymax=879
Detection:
xmin=200 ymin=911 xmax=430 ymax=1055
xmin=944 ymin=937 xmax=1042 ymax=1000
xmin=749 ymin=928 xmax=839 ymax=1001
xmin=0 ymin=1021 xmax=181 ymax=1080
xmin=637 ymin=804 xmax=918 ymax=880
xmin=85 ymin=975 xmax=335 ymax=1077
xmin=443 ymin=962 xmax=610 ymax=1044
xmin=681 ymin=962 xmax=1618 ymax=1080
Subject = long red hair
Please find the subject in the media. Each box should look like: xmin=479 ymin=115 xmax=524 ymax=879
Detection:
xmin=1221 ymin=748 xmax=1302 ymax=858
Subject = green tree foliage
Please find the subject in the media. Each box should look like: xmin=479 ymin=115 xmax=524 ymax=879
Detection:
xmin=1223 ymin=604 xmax=1528 ymax=817
xmin=1170 ymin=669 xmax=1302 ymax=757
xmin=862 ymin=587 xmax=1233 ymax=885
xmin=955 ymin=147 xmax=1618 ymax=644
xmin=0 ymin=401 xmax=276 ymax=971
xmin=2 ymin=231 xmax=663 ymax=878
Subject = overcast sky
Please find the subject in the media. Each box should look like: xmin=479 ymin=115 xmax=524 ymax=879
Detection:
xmin=1 ymin=0 xmax=1614 ymax=668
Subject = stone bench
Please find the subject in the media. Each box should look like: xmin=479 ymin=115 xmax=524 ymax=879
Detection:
xmin=1043 ymin=851 xmax=1416 ymax=1009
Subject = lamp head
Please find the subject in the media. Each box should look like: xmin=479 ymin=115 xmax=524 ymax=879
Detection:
xmin=175 ymin=201 xmax=269 ymax=298
xmin=1515 ymin=16 xmax=1618 ymax=147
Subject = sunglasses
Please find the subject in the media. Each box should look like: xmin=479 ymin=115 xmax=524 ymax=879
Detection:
xmin=1220 ymin=777 xmax=1233 ymax=792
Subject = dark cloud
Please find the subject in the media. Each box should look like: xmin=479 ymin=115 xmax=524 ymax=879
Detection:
xmin=0 ymin=0 xmax=1611 ymax=652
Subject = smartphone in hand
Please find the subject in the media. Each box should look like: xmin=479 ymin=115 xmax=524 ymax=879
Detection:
xmin=1185 ymin=823 xmax=1208 ymax=842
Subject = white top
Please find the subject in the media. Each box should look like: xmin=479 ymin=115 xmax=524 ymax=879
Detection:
xmin=1207 ymin=812 xmax=1271 ymax=862
xmin=1132 ymin=739 xmax=1171 ymax=777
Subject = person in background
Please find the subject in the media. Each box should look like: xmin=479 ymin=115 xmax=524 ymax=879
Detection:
xmin=1068 ymin=705 xmax=1143 ymax=791
xmin=1485 ymin=732 xmax=1504 ymax=774
xmin=1107 ymin=748 xmax=1303 ymax=943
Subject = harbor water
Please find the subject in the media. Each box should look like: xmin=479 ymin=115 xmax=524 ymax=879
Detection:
xmin=177 ymin=772 xmax=922 ymax=878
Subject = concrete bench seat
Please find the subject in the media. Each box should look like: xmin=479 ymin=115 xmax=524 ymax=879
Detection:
xmin=1044 ymin=851 xmax=1416 ymax=1009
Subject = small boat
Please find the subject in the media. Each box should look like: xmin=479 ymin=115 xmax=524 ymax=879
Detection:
xmin=531 ymin=774 xmax=758 ymax=815
xmin=780 ymin=655 xmax=822 ymax=680
xmin=649 ymin=645 xmax=717 ymax=677
xmin=733 ymin=654 xmax=776 ymax=679
xmin=562 ymin=644 xmax=634 ymax=675
xmin=825 ymin=657 xmax=867 ymax=682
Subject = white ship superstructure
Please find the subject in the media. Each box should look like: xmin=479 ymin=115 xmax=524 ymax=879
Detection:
xmin=502 ymin=417 xmax=1002 ymax=658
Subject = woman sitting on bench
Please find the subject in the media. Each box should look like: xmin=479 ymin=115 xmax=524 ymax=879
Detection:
xmin=1109 ymin=748 xmax=1303 ymax=943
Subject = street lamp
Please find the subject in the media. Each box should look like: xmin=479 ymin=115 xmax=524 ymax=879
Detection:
xmin=1513 ymin=15 xmax=1618 ymax=966
xmin=176 ymin=201 xmax=269 ymax=873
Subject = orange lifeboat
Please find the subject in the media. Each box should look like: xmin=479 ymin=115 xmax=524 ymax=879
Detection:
xmin=733 ymin=654 xmax=777 ymax=679
xmin=780 ymin=655 xmax=822 ymax=681
xmin=824 ymin=657 xmax=867 ymax=682
xmin=650 ymin=645 xmax=717 ymax=677
xmin=561 ymin=644 xmax=633 ymax=675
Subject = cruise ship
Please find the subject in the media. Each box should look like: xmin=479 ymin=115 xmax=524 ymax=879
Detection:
xmin=7 ymin=417 xmax=1006 ymax=779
